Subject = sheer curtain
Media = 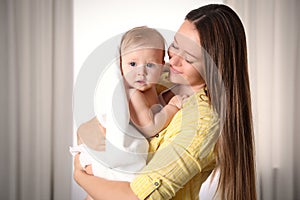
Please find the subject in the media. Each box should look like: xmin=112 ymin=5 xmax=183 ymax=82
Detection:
xmin=0 ymin=0 xmax=73 ymax=199
xmin=224 ymin=0 xmax=300 ymax=199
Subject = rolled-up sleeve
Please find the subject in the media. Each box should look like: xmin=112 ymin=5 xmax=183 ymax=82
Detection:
xmin=130 ymin=131 xmax=217 ymax=199
xmin=131 ymin=91 xmax=220 ymax=200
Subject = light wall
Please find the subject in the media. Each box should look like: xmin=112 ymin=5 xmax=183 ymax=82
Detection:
xmin=74 ymin=0 xmax=223 ymax=80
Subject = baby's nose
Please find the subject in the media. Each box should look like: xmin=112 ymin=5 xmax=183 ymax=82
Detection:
xmin=137 ymin=65 xmax=146 ymax=75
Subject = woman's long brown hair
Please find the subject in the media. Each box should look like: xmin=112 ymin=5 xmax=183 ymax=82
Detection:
xmin=186 ymin=4 xmax=257 ymax=200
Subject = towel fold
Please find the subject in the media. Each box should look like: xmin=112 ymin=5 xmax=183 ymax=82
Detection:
xmin=71 ymin=61 xmax=149 ymax=181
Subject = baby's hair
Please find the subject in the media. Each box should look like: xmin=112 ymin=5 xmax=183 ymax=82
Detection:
xmin=119 ymin=26 xmax=166 ymax=58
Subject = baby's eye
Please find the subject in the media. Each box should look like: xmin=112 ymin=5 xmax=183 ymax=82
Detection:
xmin=146 ymin=63 xmax=154 ymax=68
xmin=129 ymin=62 xmax=136 ymax=67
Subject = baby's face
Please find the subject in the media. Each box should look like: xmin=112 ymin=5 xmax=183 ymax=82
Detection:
xmin=121 ymin=48 xmax=164 ymax=91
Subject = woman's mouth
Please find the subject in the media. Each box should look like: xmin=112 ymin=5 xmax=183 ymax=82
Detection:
xmin=170 ymin=66 xmax=182 ymax=74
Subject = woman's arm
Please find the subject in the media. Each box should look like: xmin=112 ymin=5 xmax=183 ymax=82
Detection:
xmin=73 ymin=154 xmax=139 ymax=200
xmin=77 ymin=117 xmax=106 ymax=151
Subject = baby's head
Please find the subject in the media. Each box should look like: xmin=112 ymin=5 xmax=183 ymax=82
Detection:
xmin=119 ymin=26 xmax=165 ymax=91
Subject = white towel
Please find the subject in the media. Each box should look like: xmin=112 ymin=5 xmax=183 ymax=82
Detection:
xmin=71 ymin=61 xmax=149 ymax=182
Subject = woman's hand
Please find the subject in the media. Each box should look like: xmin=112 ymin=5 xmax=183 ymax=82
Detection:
xmin=74 ymin=154 xmax=83 ymax=171
xmin=84 ymin=165 xmax=94 ymax=175
xmin=73 ymin=153 xmax=86 ymax=183
xmin=73 ymin=152 xmax=139 ymax=200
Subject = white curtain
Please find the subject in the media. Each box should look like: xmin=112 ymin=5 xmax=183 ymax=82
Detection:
xmin=223 ymin=0 xmax=300 ymax=199
xmin=0 ymin=0 xmax=73 ymax=199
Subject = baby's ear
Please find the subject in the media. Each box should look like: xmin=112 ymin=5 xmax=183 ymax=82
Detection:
xmin=119 ymin=57 xmax=124 ymax=75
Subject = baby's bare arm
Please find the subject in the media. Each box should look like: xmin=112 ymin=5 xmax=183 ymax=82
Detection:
xmin=151 ymin=95 xmax=187 ymax=133
xmin=129 ymin=90 xmax=185 ymax=138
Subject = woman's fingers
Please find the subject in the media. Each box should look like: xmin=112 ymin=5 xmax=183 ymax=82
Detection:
xmin=74 ymin=153 xmax=83 ymax=171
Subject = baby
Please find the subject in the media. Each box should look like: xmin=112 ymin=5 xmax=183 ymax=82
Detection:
xmin=71 ymin=26 xmax=184 ymax=185
xmin=120 ymin=26 xmax=183 ymax=138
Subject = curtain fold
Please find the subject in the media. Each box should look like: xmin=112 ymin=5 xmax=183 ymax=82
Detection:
xmin=0 ymin=0 xmax=73 ymax=199
xmin=295 ymin=34 xmax=300 ymax=199
xmin=224 ymin=0 xmax=300 ymax=200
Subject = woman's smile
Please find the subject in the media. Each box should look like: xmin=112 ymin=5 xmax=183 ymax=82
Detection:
xmin=170 ymin=66 xmax=182 ymax=74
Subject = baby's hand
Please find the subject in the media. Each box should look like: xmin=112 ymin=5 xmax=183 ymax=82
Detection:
xmin=168 ymin=95 xmax=188 ymax=109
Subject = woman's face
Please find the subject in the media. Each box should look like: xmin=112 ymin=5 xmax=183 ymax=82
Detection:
xmin=168 ymin=20 xmax=205 ymax=90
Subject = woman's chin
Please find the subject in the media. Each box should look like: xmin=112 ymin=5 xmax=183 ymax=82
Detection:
xmin=169 ymin=74 xmax=188 ymax=85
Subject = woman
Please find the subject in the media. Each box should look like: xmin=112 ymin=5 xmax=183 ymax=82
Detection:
xmin=74 ymin=4 xmax=257 ymax=200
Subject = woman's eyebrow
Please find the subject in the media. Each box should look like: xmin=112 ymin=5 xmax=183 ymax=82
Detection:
xmin=174 ymin=36 xmax=199 ymax=59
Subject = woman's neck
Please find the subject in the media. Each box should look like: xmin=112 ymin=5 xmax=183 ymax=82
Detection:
xmin=176 ymin=83 xmax=206 ymax=96
xmin=190 ymin=83 xmax=206 ymax=93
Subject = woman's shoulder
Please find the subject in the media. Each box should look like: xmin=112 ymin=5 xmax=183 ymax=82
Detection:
xmin=182 ymin=88 xmax=219 ymax=129
xmin=183 ymin=88 xmax=210 ymax=110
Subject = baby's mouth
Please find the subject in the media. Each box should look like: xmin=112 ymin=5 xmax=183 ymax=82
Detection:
xmin=136 ymin=80 xmax=146 ymax=84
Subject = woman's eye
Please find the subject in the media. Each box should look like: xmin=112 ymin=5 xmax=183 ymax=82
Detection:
xmin=146 ymin=63 xmax=154 ymax=68
xmin=170 ymin=42 xmax=179 ymax=50
xmin=185 ymin=59 xmax=193 ymax=64
xmin=129 ymin=62 xmax=136 ymax=67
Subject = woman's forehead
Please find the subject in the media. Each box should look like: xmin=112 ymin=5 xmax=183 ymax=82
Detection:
xmin=174 ymin=23 xmax=202 ymax=59
xmin=177 ymin=20 xmax=200 ymax=44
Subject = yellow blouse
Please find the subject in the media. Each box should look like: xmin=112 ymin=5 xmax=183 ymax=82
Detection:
xmin=130 ymin=88 xmax=220 ymax=200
